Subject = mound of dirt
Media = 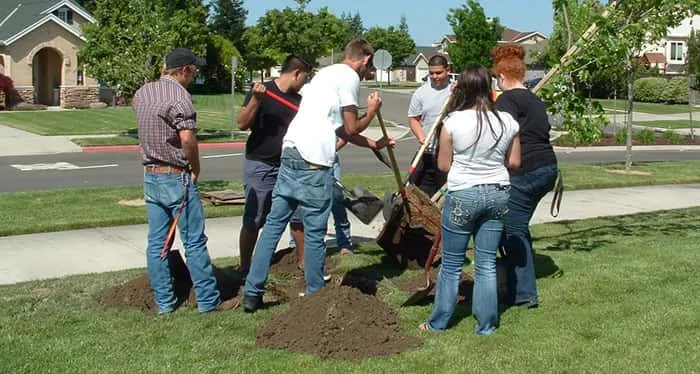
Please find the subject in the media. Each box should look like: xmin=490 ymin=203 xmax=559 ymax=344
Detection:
xmin=99 ymin=248 xmax=338 ymax=313
xmin=256 ymin=285 xmax=422 ymax=359
xmin=98 ymin=250 xmax=243 ymax=313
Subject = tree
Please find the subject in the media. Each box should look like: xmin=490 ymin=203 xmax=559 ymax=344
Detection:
xmin=688 ymin=29 xmax=700 ymax=88
xmin=244 ymin=5 xmax=348 ymax=74
xmin=540 ymin=0 xmax=697 ymax=170
xmin=364 ymin=25 xmax=416 ymax=75
xmin=201 ymin=34 xmax=242 ymax=92
xmin=341 ymin=11 xmax=365 ymax=38
xmin=446 ymin=0 xmax=501 ymax=71
xmin=79 ymin=0 xmax=208 ymax=97
xmin=399 ymin=14 xmax=409 ymax=34
xmin=210 ymin=0 xmax=248 ymax=54
xmin=74 ymin=0 xmax=97 ymax=13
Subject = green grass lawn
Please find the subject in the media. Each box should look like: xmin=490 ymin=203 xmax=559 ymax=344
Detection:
xmin=1 ymin=208 xmax=698 ymax=373
xmin=2 ymin=161 xmax=700 ymax=237
xmin=633 ymin=120 xmax=698 ymax=129
xmin=597 ymin=99 xmax=693 ymax=114
xmin=0 ymin=94 xmax=245 ymax=135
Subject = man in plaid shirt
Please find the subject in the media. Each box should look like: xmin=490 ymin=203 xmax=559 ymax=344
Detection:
xmin=133 ymin=48 xmax=237 ymax=314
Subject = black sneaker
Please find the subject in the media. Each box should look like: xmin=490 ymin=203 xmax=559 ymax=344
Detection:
xmin=242 ymin=294 xmax=263 ymax=313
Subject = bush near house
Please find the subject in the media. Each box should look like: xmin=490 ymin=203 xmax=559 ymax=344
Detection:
xmin=662 ymin=77 xmax=690 ymax=104
xmin=633 ymin=76 xmax=689 ymax=104
xmin=633 ymin=77 xmax=669 ymax=103
xmin=636 ymin=128 xmax=656 ymax=144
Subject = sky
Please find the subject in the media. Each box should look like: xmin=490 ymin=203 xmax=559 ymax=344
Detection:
xmin=244 ymin=0 xmax=555 ymax=46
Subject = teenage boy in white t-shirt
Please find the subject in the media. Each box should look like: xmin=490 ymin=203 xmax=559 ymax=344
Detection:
xmin=243 ymin=39 xmax=391 ymax=312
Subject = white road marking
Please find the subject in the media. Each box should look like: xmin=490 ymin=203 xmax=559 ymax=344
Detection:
xmin=10 ymin=162 xmax=119 ymax=171
xmin=202 ymin=153 xmax=243 ymax=159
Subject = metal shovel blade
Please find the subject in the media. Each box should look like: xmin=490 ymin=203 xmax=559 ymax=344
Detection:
xmin=337 ymin=182 xmax=384 ymax=225
xmin=402 ymin=277 xmax=434 ymax=307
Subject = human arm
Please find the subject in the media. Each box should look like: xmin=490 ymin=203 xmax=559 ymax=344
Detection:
xmin=340 ymin=91 xmax=381 ymax=136
xmin=505 ymin=134 xmax=521 ymax=170
xmin=171 ymin=100 xmax=201 ymax=183
xmin=180 ymin=129 xmax=201 ymax=183
xmin=408 ymin=116 xmax=427 ymax=144
xmin=236 ymin=82 xmax=266 ymax=130
xmin=436 ymin=123 xmax=453 ymax=173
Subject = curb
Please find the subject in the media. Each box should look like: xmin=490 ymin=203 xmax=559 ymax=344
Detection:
xmin=554 ymin=145 xmax=700 ymax=152
xmin=82 ymin=142 xmax=246 ymax=153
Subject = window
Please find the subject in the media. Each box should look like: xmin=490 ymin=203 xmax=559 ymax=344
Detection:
xmin=670 ymin=42 xmax=684 ymax=62
xmin=55 ymin=8 xmax=72 ymax=24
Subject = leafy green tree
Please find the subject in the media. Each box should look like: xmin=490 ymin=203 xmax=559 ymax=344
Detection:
xmin=399 ymin=14 xmax=409 ymax=34
xmin=341 ymin=11 xmax=365 ymax=38
xmin=540 ymin=0 xmax=697 ymax=169
xmin=79 ymin=0 xmax=208 ymax=98
xmin=201 ymin=34 xmax=243 ymax=92
xmin=446 ymin=0 xmax=501 ymax=71
xmin=364 ymin=25 xmax=416 ymax=70
xmin=244 ymin=5 xmax=348 ymax=74
xmin=209 ymin=0 xmax=248 ymax=54
xmin=74 ymin=0 xmax=97 ymax=13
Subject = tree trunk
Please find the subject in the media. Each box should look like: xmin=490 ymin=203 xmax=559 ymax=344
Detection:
xmin=563 ymin=2 xmax=573 ymax=50
xmin=625 ymin=50 xmax=634 ymax=171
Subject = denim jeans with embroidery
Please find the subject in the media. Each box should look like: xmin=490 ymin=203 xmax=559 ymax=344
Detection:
xmin=426 ymin=184 xmax=510 ymax=335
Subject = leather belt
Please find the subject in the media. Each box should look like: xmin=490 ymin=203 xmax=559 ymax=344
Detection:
xmin=145 ymin=165 xmax=186 ymax=174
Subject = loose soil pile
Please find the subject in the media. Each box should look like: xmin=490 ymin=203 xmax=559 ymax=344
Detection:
xmin=99 ymin=250 xmax=243 ymax=313
xmin=99 ymin=248 xmax=338 ymax=313
xmin=257 ymin=285 xmax=421 ymax=359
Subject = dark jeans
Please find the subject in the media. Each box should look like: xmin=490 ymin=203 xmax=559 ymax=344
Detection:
xmin=410 ymin=153 xmax=447 ymax=197
xmin=502 ymin=164 xmax=558 ymax=306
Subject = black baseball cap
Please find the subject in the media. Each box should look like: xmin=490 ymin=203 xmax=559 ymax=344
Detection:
xmin=165 ymin=48 xmax=206 ymax=69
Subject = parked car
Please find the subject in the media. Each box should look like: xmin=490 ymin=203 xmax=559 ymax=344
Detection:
xmin=524 ymin=77 xmax=542 ymax=89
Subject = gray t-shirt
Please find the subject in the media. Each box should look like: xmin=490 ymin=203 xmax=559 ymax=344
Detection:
xmin=407 ymin=82 xmax=451 ymax=154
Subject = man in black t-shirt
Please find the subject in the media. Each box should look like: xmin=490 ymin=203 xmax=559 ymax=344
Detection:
xmin=236 ymin=55 xmax=312 ymax=275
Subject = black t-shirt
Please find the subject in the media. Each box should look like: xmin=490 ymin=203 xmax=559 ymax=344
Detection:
xmin=496 ymin=89 xmax=557 ymax=172
xmin=243 ymin=80 xmax=301 ymax=165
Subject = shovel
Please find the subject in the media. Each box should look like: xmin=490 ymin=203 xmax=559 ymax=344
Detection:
xmin=335 ymin=180 xmax=384 ymax=225
xmin=402 ymin=230 xmax=441 ymax=306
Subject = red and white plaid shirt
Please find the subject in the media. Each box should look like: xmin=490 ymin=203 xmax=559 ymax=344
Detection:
xmin=133 ymin=76 xmax=197 ymax=168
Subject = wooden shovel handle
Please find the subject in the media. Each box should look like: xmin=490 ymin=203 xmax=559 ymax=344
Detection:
xmin=377 ymin=110 xmax=406 ymax=197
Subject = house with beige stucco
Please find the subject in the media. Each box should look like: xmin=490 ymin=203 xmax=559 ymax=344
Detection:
xmin=0 ymin=0 xmax=100 ymax=107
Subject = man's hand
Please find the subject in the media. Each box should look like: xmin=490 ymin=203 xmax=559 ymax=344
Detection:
xmin=366 ymin=91 xmax=382 ymax=115
xmin=250 ymin=82 xmax=266 ymax=101
xmin=373 ymin=136 xmax=395 ymax=150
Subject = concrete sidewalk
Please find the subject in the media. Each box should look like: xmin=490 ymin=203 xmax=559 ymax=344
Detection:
xmin=1 ymin=183 xmax=699 ymax=285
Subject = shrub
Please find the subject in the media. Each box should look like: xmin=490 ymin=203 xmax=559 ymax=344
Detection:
xmin=663 ymin=130 xmax=685 ymax=144
xmin=614 ymin=128 xmax=627 ymax=144
xmin=636 ymin=128 xmax=657 ymax=144
xmin=662 ymin=77 xmax=689 ymax=104
xmin=633 ymin=77 xmax=668 ymax=103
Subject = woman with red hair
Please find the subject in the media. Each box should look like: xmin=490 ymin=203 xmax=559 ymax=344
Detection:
xmin=492 ymin=44 xmax=559 ymax=309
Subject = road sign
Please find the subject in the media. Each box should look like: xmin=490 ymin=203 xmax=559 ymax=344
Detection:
xmin=373 ymin=49 xmax=392 ymax=70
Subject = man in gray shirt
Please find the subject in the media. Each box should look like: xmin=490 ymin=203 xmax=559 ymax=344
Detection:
xmin=407 ymin=54 xmax=451 ymax=196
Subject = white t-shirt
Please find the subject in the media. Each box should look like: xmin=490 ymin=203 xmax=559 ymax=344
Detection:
xmin=282 ymin=63 xmax=359 ymax=167
xmin=407 ymin=82 xmax=451 ymax=153
xmin=443 ymin=109 xmax=520 ymax=191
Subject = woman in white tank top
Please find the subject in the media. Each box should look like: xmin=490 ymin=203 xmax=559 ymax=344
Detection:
xmin=419 ymin=66 xmax=520 ymax=335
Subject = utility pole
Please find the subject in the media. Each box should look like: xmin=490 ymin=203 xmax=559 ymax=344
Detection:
xmin=231 ymin=56 xmax=238 ymax=138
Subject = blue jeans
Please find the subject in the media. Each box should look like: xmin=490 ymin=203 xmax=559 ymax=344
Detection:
xmin=426 ymin=185 xmax=510 ymax=335
xmin=288 ymin=155 xmax=352 ymax=249
xmin=245 ymin=147 xmax=333 ymax=297
xmin=144 ymin=171 xmax=220 ymax=313
xmin=502 ymin=164 xmax=558 ymax=306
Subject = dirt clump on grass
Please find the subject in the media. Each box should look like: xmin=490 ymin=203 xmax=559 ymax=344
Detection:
xmin=99 ymin=248 xmax=338 ymax=313
xmin=257 ymin=285 xmax=421 ymax=359
xmin=98 ymin=250 xmax=243 ymax=313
